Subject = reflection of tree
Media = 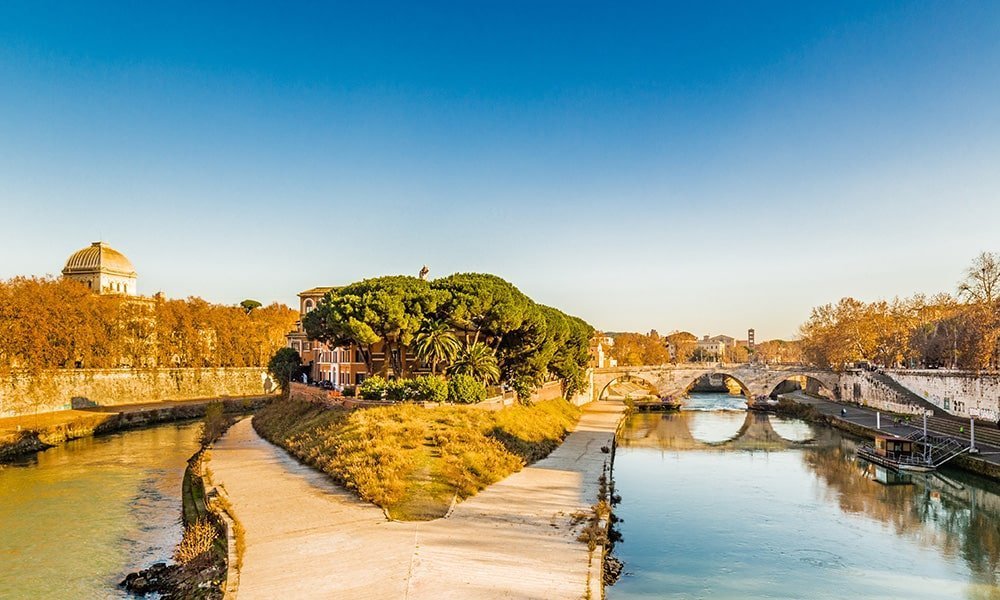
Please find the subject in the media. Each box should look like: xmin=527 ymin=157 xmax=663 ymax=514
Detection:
xmin=802 ymin=441 xmax=1000 ymax=590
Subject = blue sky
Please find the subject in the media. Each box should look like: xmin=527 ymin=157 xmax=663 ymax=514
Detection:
xmin=1 ymin=1 xmax=998 ymax=340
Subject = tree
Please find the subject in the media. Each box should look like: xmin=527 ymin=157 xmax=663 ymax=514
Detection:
xmin=431 ymin=273 xmax=533 ymax=348
xmin=267 ymin=347 xmax=302 ymax=394
xmin=665 ymin=332 xmax=697 ymax=363
xmin=240 ymin=299 xmax=262 ymax=314
xmin=610 ymin=332 xmax=671 ymax=366
xmin=448 ymin=342 xmax=500 ymax=384
xmin=303 ymin=276 xmax=444 ymax=376
xmin=412 ymin=319 xmax=460 ymax=374
xmin=958 ymin=251 xmax=1000 ymax=305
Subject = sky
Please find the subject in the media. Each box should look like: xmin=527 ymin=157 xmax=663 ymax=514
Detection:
xmin=1 ymin=1 xmax=999 ymax=340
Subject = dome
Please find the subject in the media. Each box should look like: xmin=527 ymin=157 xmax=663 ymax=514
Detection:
xmin=62 ymin=242 xmax=137 ymax=277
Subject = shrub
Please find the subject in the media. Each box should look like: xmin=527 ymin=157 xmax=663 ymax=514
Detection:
xmin=173 ymin=518 xmax=218 ymax=563
xmin=447 ymin=374 xmax=487 ymax=404
xmin=385 ymin=378 xmax=410 ymax=402
xmin=408 ymin=375 xmax=448 ymax=403
xmin=358 ymin=375 xmax=387 ymax=400
xmin=342 ymin=385 xmax=356 ymax=397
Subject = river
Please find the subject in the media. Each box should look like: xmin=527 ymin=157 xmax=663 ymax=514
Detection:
xmin=608 ymin=392 xmax=1000 ymax=600
xmin=0 ymin=422 xmax=202 ymax=599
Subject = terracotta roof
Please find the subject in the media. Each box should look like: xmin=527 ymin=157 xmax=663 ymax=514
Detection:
xmin=62 ymin=242 xmax=137 ymax=277
xmin=299 ymin=286 xmax=338 ymax=297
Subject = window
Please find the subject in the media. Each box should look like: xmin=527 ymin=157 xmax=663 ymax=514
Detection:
xmin=304 ymin=299 xmax=315 ymax=313
xmin=356 ymin=373 xmax=366 ymax=385
xmin=124 ymin=285 xmax=128 ymax=294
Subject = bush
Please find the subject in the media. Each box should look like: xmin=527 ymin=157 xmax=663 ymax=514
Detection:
xmin=447 ymin=374 xmax=487 ymax=404
xmin=342 ymin=385 xmax=356 ymax=397
xmin=408 ymin=375 xmax=448 ymax=403
xmin=173 ymin=518 xmax=218 ymax=563
xmin=386 ymin=378 xmax=410 ymax=402
xmin=358 ymin=375 xmax=387 ymax=400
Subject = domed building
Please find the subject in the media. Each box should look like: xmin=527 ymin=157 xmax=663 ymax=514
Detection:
xmin=62 ymin=241 xmax=138 ymax=296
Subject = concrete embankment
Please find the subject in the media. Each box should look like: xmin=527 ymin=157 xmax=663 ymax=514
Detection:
xmin=0 ymin=396 xmax=271 ymax=462
xmin=209 ymin=401 xmax=626 ymax=600
xmin=781 ymin=393 xmax=1000 ymax=480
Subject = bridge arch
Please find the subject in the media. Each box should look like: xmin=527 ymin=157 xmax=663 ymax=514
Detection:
xmin=763 ymin=374 xmax=837 ymax=399
xmin=596 ymin=373 xmax=660 ymax=401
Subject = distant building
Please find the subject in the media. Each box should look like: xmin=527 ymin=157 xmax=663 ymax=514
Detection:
xmin=62 ymin=241 xmax=138 ymax=296
xmin=590 ymin=334 xmax=618 ymax=368
xmin=696 ymin=335 xmax=727 ymax=358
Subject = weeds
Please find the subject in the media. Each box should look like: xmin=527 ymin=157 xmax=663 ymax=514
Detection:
xmin=253 ymin=398 xmax=581 ymax=520
xmin=173 ymin=518 xmax=218 ymax=564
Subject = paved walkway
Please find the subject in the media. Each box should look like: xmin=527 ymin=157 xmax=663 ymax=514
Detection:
xmin=789 ymin=393 xmax=1000 ymax=468
xmin=208 ymin=401 xmax=625 ymax=599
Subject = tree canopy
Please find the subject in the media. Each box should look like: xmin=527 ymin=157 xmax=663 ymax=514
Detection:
xmin=800 ymin=253 xmax=1000 ymax=370
xmin=304 ymin=272 xmax=594 ymax=397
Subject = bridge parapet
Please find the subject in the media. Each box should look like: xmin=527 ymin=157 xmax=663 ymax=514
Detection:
xmin=592 ymin=363 xmax=839 ymax=402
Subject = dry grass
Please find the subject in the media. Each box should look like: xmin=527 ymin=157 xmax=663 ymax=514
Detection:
xmin=174 ymin=518 xmax=219 ymax=564
xmin=253 ymin=398 xmax=581 ymax=520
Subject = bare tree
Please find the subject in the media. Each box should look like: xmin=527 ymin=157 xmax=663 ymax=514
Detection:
xmin=958 ymin=251 xmax=1000 ymax=305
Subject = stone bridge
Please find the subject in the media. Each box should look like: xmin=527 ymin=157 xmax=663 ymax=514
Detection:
xmin=592 ymin=363 xmax=840 ymax=402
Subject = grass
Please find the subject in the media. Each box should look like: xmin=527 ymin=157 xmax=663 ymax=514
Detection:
xmin=253 ymin=398 xmax=581 ymax=520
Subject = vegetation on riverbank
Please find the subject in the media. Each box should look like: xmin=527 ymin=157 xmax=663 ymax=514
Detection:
xmin=253 ymin=397 xmax=581 ymax=520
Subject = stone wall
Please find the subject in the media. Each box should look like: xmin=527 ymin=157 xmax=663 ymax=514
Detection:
xmin=0 ymin=368 xmax=277 ymax=417
xmin=884 ymin=370 xmax=1000 ymax=421
xmin=837 ymin=371 xmax=927 ymax=415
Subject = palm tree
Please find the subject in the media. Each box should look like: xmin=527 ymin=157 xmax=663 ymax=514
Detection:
xmin=448 ymin=342 xmax=500 ymax=384
xmin=413 ymin=320 xmax=461 ymax=375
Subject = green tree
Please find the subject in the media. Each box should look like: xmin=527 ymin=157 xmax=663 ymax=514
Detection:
xmin=448 ymin=342 xmax=500 ymax=384
xmin=267 ymin=347 xmax=302 ymax=394
xmin=412 ymin=319 xmax=460 ymax=374
xmin=431 ymin=273 xmax=534 ymax=348
xmin=303 ymin=276 xmax=444 ymax=376
xmin=240 ymin=299 xmax=262 ymax=314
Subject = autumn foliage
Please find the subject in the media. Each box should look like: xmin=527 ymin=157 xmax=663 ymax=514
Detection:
xmin=0 ymin=277 xmax=297 ymax=373
xmin=799 ymin=253 xmax=1000 ymax=370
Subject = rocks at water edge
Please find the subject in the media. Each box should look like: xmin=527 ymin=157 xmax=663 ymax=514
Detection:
xmin=120 ymin=554 xmax=225 ymax=599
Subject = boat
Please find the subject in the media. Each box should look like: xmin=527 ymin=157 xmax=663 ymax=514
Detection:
xmin=856 ymin=433 xmax=968 ymax=473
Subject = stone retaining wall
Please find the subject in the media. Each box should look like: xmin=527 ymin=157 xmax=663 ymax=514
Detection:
xmin=0 ymin=368 xmax=276 ymax=417
xmin=838 ymin=372 xmax=927 ymax=415
xmin=884 ymin=370 xmax=1000 ymax=420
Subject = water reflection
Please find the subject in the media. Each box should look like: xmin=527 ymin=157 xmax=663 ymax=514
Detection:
xmin=609 ymin=394 xmax=1000 ymax=599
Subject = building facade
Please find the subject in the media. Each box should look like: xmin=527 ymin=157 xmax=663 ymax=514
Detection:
xmin=62 ymin=241 xmax=138 ymax=296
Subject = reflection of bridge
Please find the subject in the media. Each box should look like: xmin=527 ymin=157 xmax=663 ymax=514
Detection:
xmin=619 ymin=410 xmax=819 ymax=452
xmin=593 ymin=364 xmax=839 ymax=402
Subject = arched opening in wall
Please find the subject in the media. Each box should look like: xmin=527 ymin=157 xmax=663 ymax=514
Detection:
xmin=598 ymin=374 xmax=659 ymax=401
xmin=767 ymin=375 xmax=835 ymax=401
xmin=304 ymin=299 xmax=315 ymax=313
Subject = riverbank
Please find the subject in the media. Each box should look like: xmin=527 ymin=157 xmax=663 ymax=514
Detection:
xmin=252 ymin=397 xmax=581 ymax=520
xmin=0 ymin=395 xmax=271 ymax=461
xmin=209 ymin=400 xmax=625 ymax=599
xmin=777 ymin=392 xmax=1000 ymax=480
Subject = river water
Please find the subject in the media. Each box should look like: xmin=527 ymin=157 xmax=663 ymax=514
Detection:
xmin=0 ymin=422 xmax=202 ymax=599
xmin=609 ymin=393 xmax=1000 ymax=600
